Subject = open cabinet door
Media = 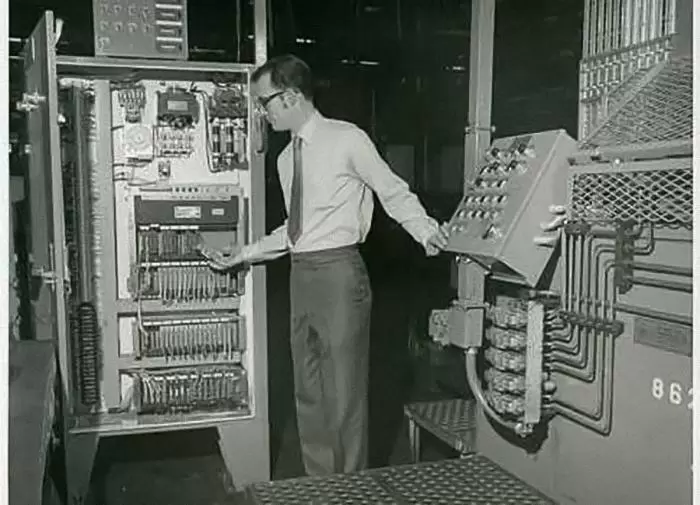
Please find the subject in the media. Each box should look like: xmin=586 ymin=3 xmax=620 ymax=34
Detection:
xmin=22 ymin=11 xmax=70 ymax=391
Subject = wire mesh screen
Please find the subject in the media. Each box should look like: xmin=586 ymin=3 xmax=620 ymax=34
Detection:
xmin=577 ymin=0 xmax=680 ymax=139
xmin=605 ymin=58 xmax=665 ymax=113
xmin=569 ymin=165 xmax=692 ymax=227
xmin=578 ymin=57 xmax=663 ymax=140
xmin=580 ymin=56 xmax=692 ymax=149
xmin=582 ymin=0 xmax=677 ymax=58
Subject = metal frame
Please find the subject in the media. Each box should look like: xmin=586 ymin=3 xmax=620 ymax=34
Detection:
xmin=463 ymin=0 xmax=495 ymax=184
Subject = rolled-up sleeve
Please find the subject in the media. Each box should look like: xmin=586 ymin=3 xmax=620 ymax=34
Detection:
xmin=241 ymin=222 xmax=289 ymax=263
xmin=348 ymin=128 xmax=439 ymax=247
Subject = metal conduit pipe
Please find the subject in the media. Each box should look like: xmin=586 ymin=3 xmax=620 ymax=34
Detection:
xmin=552 ymin=224 xmax=651 ymax=354
xmin=550 ymin=239 xmax=614 ymax=361
xmin=624 ymin=261 xmax=692 ymax=277
xmin=613 ymin=302 xmax=692 ymax=326
xmin=551 ymin=232 xmax=580 ymax=350
xmin=552 ymin=262 xmax=617 ymax=434
xmin=553 ymin=231 xmax=605 ymax=350
xmin=465 ymin=348 xmax=519 ymax=432
xmin=551 ymin=233 xmax=599 ymax=355
xmin=477 ymin=224 xmax=651 ymax=434
xmin=552 ymin=238 xmax=614 ymax=343
xmin=549 ymin=326 xmax=585 ymax=355
xmin=626 ymin=275 xmax=693 ymax=293
xmin=552 ymin=333 xmax=614 ymax=435
xmin=549 ymin=224 xmax=654 ymax=384
xmin=548 ymin=327 xmax=597 ymax=380
xmin=549 ymin=259 xmax=614 ymax=381
xmin=548 ymin=332 xmax=598 ymax=381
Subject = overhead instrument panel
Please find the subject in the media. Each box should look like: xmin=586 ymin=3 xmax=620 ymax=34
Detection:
xmin=92 ymin=0 xmax=189 ymax=59
xmin=446 ymin=130 xmax=576 ymax=287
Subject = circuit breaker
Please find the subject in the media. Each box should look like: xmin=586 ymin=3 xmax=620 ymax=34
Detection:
xmin=22 ymin=11 xmax=269 ymax=505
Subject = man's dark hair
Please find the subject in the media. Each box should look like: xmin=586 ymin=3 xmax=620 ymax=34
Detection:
xmin=251 ymin=54 xmax=315 ymax=100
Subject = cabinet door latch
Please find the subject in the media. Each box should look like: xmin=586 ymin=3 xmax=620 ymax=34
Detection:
xmin=16 ymin=91 xmax=47 ymax=113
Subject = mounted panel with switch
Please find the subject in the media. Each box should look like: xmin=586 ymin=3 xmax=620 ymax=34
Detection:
xmin=93 ymin=0 xmax=188 ymax=59
xmin=446 ymin=129 xmax=575 ymax=287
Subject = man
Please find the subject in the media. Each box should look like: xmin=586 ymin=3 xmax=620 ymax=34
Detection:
xmin=204 ymin=54 xmax=449 ymax=476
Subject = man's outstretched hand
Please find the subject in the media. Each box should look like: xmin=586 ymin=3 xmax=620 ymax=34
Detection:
xmin=198 ymin=244 xmax=247 ymax=272
xmin=425 ymin=222 xmax=451 ymax=256
xmin=533 ymin=205 xmax=567 ymax=247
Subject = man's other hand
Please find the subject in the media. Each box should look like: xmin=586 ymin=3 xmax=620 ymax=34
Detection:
xmin=425 ymin=222 xmax=450 ymax=256
xmin=533 ymin=205 xmax=567 ymax=247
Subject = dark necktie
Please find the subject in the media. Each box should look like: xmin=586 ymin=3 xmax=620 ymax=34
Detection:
xmin=288 ymin=136 xmax=303 ymax=244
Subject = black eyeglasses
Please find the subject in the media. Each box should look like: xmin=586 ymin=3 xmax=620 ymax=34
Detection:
xmin=257 ymin=91 xmax=285 ymax=110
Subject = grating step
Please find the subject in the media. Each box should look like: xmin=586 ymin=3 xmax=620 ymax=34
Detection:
xmin=404 ymin=399 xmax=477 ymax=455
xmin=245 ymin=455 xmax=555 ymax=505
xmin=247 ymin=471 xmax=399 ymax=505
xmin=377 ymin=457 xmax=554 ymax=505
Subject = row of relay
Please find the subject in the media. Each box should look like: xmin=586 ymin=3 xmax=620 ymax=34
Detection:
xmin=138 ymin=229 xmax=204 ymax=262
xmin=483 ymin=297 xmax=559 ymax=418
xmin=136 ymin=366 xmax=248 ymax=414
xmin=117 ymin=85 xmax=248 ymax=125
xmin=138 ymin=319 xmax=245 ymax=361
xmin=118 ymin=84 xmax=250 ymax=171
xmin=135 ymin=265 xmax=243 ymax=301
xmin=123 ymin=121 xmax=249 ymax=170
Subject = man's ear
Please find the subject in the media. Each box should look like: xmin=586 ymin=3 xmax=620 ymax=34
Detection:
xmin=282 ymin=90 xmax=301 ymax=108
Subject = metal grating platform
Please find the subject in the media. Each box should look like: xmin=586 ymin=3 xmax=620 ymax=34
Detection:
xmin=245 ymin=455 xmax=555 ymax=505
xmin=404 ymin=399 xmax=476 ymax=454
xmin=378 ymin=457 xmax=555 ymax=505
xmin=248 ymin=472 xmax=400 ymax=505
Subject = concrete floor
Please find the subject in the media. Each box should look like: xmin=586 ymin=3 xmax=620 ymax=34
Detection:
xmin=77 ymin=212 xmax=468 ymax=505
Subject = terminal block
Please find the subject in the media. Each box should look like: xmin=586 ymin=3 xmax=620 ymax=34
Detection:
xmin=482 ymin=293 xmax=558 ymax=433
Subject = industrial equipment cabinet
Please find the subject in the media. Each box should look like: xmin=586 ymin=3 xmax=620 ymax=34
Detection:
xmin=21 ymin=4 xmax=270 ymax=503
xmin=411 ymin=0 xmax=694 ymax=504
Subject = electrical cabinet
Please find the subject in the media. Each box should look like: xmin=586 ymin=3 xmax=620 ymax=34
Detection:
xmin=22 ymin=11 xmax=269 ymax=504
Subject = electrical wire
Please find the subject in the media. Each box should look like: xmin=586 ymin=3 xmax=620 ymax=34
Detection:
xmin=191 ymin=88 xmax=215 ymax=173
xmin=465 ymin=347 xmax=521 ymax=433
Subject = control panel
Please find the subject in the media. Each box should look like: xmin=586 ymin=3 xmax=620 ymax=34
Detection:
xmin=93 ymin=0 xmax=188 ymax=59
xmin=446 ymin=130 xmax=575 ymax=287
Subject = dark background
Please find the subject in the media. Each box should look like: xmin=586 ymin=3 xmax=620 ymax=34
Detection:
xmin=9 ymin=0 xmax=584 ymax=500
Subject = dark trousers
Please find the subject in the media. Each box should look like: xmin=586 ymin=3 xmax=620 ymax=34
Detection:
xmin=290 ymin=245 xmax=372 ymax=476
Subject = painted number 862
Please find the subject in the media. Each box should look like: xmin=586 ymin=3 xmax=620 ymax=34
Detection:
xmin=651 ymin=378 xmax=693 ymax=410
